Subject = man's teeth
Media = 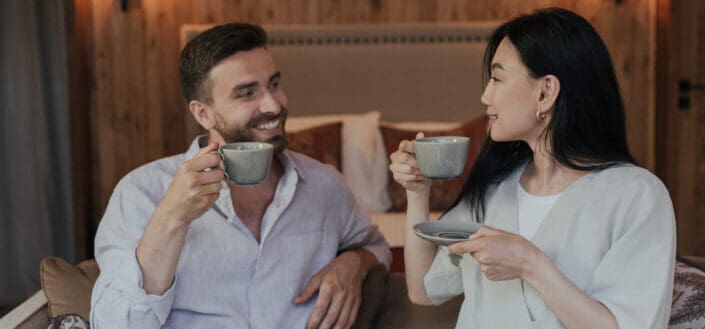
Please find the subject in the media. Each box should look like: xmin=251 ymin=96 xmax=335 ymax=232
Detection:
xmin=256 ymin=120 xmax=279 ymax=130
xmin=488 ymin=115 xmax=498 ymax=119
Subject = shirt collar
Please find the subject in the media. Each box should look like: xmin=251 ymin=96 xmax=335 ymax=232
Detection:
xmin=184 ymin=135 xmax=306 ymax=181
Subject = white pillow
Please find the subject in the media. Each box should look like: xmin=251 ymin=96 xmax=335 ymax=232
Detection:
xmin=287 ymin=111 xmax=392 ymax=212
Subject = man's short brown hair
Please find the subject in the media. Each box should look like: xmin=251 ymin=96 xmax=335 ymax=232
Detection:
xmin=179 ymin=23 xmax=267 ymax=104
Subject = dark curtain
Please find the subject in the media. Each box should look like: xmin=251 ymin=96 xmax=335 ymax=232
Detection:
xmin=0 ymin=0 xmax=75 ymax=307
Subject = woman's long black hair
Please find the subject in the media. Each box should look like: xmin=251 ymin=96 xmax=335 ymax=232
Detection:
xmin=455 ymin=8 xmax=635 ymax=222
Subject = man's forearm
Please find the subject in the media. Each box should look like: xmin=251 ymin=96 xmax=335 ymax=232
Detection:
xmin=136 ymin=208 xmax=190 ymax=295
xmin=353 ymin=249 xmax=379 ymax=276
xmin=338 ymin=249 xmax=379 ymax=282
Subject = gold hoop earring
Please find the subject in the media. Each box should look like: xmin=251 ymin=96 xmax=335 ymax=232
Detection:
xmin=536 ymin=110 xmax=547 ymax=121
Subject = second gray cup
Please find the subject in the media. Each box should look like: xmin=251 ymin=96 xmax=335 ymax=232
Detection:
xmin=412 ymin=136 xmax=469 ymax=179
xmin=218 ymin=142 xmax=273 ymax=185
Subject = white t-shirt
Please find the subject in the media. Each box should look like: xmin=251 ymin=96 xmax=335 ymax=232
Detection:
xmin=516 ymin=183 xmax=561 ymax=239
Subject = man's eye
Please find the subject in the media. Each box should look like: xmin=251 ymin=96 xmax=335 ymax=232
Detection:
xmin=270 ymin=81 xmax=280 ymax=89
xmin=237 ymin=90 xmax=256 ymax=98
xmin=490 ymin=76 xmax=500 ymax=82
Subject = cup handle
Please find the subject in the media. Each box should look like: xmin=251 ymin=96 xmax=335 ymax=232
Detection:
xmin=217 ymin=149 xmax=230 ymax=181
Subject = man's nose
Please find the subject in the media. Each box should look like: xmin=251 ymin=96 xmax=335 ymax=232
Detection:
xmin=260 ymin=92 xmax=281 ymax=115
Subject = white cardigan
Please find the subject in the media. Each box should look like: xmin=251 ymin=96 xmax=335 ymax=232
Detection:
xmin=424 ymin=164 xmax=676 ymax=329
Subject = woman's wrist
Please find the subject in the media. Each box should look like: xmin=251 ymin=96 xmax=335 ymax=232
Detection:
xmin=406 ymin=188 xmax=431 ymax=202
xmin=521 ymin=248 xmax=554 ymax=287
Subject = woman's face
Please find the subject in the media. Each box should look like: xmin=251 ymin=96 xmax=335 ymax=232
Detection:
xmin=480 ymin=37 xmax=546 ymax=143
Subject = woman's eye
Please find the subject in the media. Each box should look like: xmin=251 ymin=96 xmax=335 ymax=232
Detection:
xmin=490 ymin=76 xmax=500 ymax=82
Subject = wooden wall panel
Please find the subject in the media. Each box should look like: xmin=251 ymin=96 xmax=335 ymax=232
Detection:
xmin=658 ymin=0 xmax=705 ymax=257
xmin=84 ymin=0 xmax=657 ymax=234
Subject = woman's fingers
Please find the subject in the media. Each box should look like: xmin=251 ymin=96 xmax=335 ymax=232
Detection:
xmin=389 ymin=149 xmax=418 ymax=164
xmin=392 ymin=172 xmax=426 ymax=184
xmin=389 ymin=161 xmax=421 ymax=175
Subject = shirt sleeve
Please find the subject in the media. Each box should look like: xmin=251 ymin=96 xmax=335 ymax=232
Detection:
xmin=422 ymin=202 xmax=469 ymax=305
xmin=586 ymin=174 xmax=676 ymax=329
xmin=332 ymin=172 xmax=392 ymax=270
xmin=89 ymin=177 xmax=176 ymax=328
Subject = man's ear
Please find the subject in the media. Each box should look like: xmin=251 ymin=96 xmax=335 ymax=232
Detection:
xmin=538 ymin=74 xmax=560 ymax=113
xmin=189 ymin=100 xmax=215 ymax=130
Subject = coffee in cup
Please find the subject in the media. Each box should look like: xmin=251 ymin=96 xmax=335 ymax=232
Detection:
xmin=217 ymin=142 xmax=274 ymax=185
xmin=412 ymin=136 xmax=469 ymax=179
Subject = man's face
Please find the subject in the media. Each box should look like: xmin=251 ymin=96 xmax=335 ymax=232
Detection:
xmin=204 ymin=47 xmax=288 ymax=153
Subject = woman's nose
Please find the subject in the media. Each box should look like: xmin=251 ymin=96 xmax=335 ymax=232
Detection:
xmin=480 ymin=85 xmax=491 ymax=106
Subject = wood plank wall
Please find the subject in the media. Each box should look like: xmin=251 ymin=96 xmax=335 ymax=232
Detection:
xmin=81 ymin=0 xmax=657 ymax=252
xmin=657 ymin=0 xmax=705 ymax=257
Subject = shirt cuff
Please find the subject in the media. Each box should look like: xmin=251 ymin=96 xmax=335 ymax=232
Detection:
xmin=131 ymin=253 xmax=177 ymax=325
xmin=362 ymin=244 xmax=392 ymax=270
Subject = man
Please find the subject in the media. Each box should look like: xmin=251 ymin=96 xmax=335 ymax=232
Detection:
xmin=90 ymin=23 xmax=391 ymax=329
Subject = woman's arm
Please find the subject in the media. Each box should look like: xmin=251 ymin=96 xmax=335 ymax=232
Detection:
xmin=388 ymin=134 xmax=437 ymax=305
xmin=525 ymin=249 xmax=619 ymax=329
xmin=403 ymin=190 xmax=437 ymax=305
xmin=449 ymin=226 xmax=619 ymax=329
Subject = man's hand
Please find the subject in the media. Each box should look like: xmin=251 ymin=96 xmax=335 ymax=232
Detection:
xmin=294 ymin=250 xmax=377 ymax=329
xmin=155 ymin=142 xmax=224 ymax=224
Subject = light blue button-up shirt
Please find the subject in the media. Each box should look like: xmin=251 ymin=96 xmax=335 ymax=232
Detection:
xmin=90 ymin=137 xmax=391 ymax=329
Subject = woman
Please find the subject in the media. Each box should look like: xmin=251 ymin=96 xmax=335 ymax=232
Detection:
xmin=390 ymin=8 xmax=675 ymax=329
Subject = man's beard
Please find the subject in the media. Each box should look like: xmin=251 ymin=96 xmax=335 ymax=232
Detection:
xmin=214 ymin=107 xmax=288 ymax=154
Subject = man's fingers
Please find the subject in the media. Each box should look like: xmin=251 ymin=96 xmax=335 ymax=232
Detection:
xmin=198 ymin=182 xmax=222 ymax=195
xmin=187 ymin=153 xmax=221 ymax=172
xmin=195 ymin=141 xmax=219 ymax=157
xmin=294 ymin=276 xmax=320 ymax=304
xmin=333 ymin=295 xmax=354 ymax=329
xmin=306 ymin=286 xmax=333 ymax=329
xmin=318 ymin=292 xmax=345 ymax=329
xmin=347 ymin=297 xmax=360 ymax=329
xmin=198 ymin=168 xmax=225 ymax=184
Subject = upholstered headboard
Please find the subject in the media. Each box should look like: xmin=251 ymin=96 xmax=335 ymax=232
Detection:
xmin=180 ymin=22 xmax=499 ymax=123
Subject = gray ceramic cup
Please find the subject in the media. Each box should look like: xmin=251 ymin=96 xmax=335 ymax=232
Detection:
xmin=412 ymin=136 xmax=469 ymax=179
xmin=217 ymin=142 xmax=273 ymax=185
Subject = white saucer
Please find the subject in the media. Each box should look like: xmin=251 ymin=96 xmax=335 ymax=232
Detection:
xmin=412 ymin=221 xmax=481 ymax=246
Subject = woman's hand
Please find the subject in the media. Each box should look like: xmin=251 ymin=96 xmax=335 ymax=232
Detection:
xmin=389 ymin=132 xmax=431 ymax=194
xmin=448 ymin=226 xmax=545 ymax=281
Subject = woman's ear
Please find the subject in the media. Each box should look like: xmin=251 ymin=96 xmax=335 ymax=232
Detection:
xmin=189 ymin=100 xmax=216 ymax=130
xmin=538 ymin=74 xmax=560 ymax=112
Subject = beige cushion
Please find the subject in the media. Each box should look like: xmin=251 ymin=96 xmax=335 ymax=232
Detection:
xmin=39 ymin=257 xmax=99 ymax=319
xmin=287 ymin=112 xmax=392 ymax=212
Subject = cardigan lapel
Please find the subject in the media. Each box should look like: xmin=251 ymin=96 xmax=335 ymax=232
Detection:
xmin=529 ymin=170 xmax=597 ymax=258
xmin=479 ymin=165 xmax=534 ymax=327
